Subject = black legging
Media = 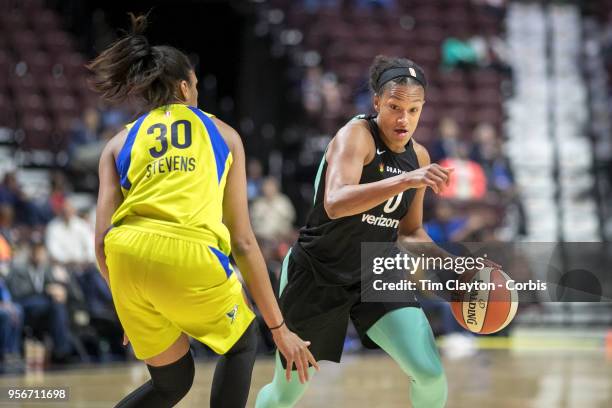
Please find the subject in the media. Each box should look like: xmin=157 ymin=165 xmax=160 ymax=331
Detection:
xmin=115 ymin=321 xmax=258 ymax=408
xmin=211 ymin=321 xmax=258 ymax=408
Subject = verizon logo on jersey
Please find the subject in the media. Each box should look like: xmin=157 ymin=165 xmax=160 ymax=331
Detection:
xmin=361 ymin=213 xmax=399 ymax=228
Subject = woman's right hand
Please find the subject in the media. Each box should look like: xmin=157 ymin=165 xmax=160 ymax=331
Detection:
xmin=271 ymin=324 xmax=320 ymax=384
xmin=403 ymin=164 xmax=453 ymax=194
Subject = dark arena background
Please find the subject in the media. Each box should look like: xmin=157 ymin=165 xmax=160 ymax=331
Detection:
xmin=0 ymin=0 xmax=611 ymax=407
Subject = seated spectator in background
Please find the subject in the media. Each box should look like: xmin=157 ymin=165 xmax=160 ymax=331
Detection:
xmin=69 ymin=108 xmax=106 ymax=171
xmin=0 ymin=205 xmax=14 ymax=277
xmin=439 ymin=142 xmax=487 ymax=200
xmin=0 ymin=276 xmax=23 ymax=370
xmin=472 ymin=123 xmax=527 ymax=236
xmin=425 ymin=200 xmax=489 ymax=243
xmin=251 ymin=177 xmax=296 ymax=242
xmin=320 ymin=72 xmax=344 ymax=134
xmin=70 ymin=108 xmax=121 ymax=173
xmin=45 ymin=200 xmax=114 ymax=330
xmin=247 ymin=158 xmax=264 ymax=202
xmin=302 ymin=65 xmax=324 ymax=120
xmin=0 ymin=172 xmax=50 ymax=227
xmin=471 ymin=122 xmax=496 ymax=162
xmin=430 ymin=117 xmax=461 ymax=163
xmin=98 ymin=101 xmax=130 ymax=131
xmin=69 ymin=107 xmax=100 ymax=157
xmin=472 ymin=123 xmax=514 ymax=196
xmin=48 ymin=171 xmax=69 ymax=217
xmin=442 ymin=35 xmax=480 ymax=70
xmin=45 ymin=199 xmax=95 ymax=269
xmin=7 ymin=242 xmax=75 ymax=363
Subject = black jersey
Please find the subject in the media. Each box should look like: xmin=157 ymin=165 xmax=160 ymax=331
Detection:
xmin=292 ymin=114 xmax=421 ymax=286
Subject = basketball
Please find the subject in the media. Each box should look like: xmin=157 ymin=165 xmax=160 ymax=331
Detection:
xmin=451 ymin=267 xmax=518 ymax=334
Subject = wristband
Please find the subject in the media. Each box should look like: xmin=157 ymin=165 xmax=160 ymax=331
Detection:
xmin=269 ymin=320 xmax=285 ymax=331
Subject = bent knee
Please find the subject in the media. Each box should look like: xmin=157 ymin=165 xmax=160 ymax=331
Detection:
xmin=149 ymin=351 xmax=195 ymax=404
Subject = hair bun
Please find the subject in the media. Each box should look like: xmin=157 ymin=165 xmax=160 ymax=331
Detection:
xmin=129 ymin=12 xmax=148 ymax=36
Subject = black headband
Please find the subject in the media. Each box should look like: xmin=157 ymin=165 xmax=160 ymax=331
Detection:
xmin=376 ymin=66 xmax=427 ymax=92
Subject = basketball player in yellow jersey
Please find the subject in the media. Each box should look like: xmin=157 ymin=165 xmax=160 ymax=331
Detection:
xmin=90 ymin=14 xmax=318 ymax=408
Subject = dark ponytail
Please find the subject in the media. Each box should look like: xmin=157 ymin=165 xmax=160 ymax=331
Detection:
xmin=87 ymin=13 xmax=193 ymax=110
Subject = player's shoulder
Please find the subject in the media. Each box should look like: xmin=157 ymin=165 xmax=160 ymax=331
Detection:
xmin=183 ymin=105 xmax=240 ymax=151
xmin=411 ymin=139 xmax=431 ymax=167
xmin=210 ymin=116 xmax=241 ymax=153
xmin=334 ymin=115 xmax=374 ymax=148
xmin=104 ymin=127 xmax=129 ymax=161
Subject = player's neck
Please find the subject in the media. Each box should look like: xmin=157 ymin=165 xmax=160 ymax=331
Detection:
xmin=375 ymin=117 xmax=410 ymax=153
xmin=379 ymin=132 xmax=410 ymax=153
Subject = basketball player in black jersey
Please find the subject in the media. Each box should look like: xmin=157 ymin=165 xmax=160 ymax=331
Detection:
xmin=256 ymin=56 xmax=452 ymax=408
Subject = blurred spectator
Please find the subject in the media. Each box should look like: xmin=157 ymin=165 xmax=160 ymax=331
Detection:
xmin=45 ymin=200 xmax=114 ymax=334
xmin=247 ymin=159 xmax=264 ymax=202
xmin=442 ymin=35 xmax=480 ymax=70
xmin=0 ymin=173 xmax=49 ymax=227
xmin=320 ymin=72 xmax=345 ymax=134
xmin=7 ymin=243 xmax=74 ymax=363
xmin=425 ymin=200 xmax=489 ymax=243
xmin=99 ymin=102 xmax=130 ymax=130
xmin=0 ymin=205 xmax=14 ymax=277
xmin=45 ymin=200 xmax=95 ymax=267
xmin=69 ymin=104 xmax=129 ymax=172
xmin=49 ymin=171 xmax=69 ymax=217
xmin=69 ymin=108 xmax=103 ymax=171
xmin=442 ymin=32 xmax=510 ymax=76
xmin=472 ymin=123 xmax=514 ymax=195
xmin=0 ymin=276 xmax=23 ymax=370
xmin=471 ymin=122 xmax=496 ymax=161
xmin=69 ymin=108 xmax=101 ymax=154
xmin=302 ymin=67 xmax=348 ymax=133
xmin=439 ymin=142 xmax=487 ymax=200
xmin=430 ymin=117 xmax=461 ymax=164
xmin=471 ymin=124 xmax=527 ymax=236
xmin=251 ymin=177 xmax=296 ymax=241
xmin=302 ymin=66 xmax=324 ymax=120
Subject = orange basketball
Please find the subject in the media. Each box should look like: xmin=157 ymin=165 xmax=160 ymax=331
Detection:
xmin=450 ymin=267 xmax=518 ymax=334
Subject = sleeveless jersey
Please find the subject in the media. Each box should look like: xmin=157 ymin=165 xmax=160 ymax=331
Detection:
xmin=293 ymin=114 xmax=421 ymax=286
xmin=111 ymin=104 xmax=232 ymax=254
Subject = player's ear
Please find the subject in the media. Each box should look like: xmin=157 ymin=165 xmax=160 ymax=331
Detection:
xmin=178 ymin=79 xmax=190 ymax=102
xmin=373 ymin=94 xmax=380 ymax=113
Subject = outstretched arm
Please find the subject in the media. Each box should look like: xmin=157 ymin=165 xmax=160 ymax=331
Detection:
xmin=215 ymin=118 xmax=319 ymax=383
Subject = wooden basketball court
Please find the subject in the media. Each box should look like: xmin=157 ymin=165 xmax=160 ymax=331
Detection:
xmin=1 ymin=341 xmax=610 ymax=407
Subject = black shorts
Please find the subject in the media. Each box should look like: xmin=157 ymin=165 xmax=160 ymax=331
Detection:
xmin=278 ymin=254 xmax=419 ymax=367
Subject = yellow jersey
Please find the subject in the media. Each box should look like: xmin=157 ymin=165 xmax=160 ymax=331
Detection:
xmin=112 ymin=104 xmax=232 ymax=254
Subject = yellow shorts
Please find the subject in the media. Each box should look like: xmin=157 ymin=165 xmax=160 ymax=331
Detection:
xmin=104 ymin=216 xmax=255 ymax=360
